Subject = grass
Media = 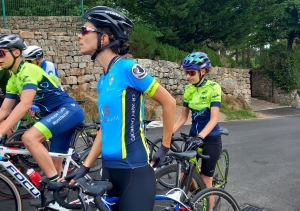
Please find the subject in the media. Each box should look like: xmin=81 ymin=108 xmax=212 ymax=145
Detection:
xmin=220 ymin=95 xmax=257 ymax=121
xmin=67 ymin=88 xmax=99 ymax=123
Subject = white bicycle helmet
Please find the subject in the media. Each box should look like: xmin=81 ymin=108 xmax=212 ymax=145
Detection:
xmin=22 ymin=45 xmax=43 ymax=59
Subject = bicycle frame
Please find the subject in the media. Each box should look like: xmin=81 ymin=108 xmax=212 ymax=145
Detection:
xmin=97 ymin=192 xmax=191 ymax=211
xmin=188 ymin=148 xmax=227 ymax=189
xmin=0 ymin=146 xmax=75 ymax=198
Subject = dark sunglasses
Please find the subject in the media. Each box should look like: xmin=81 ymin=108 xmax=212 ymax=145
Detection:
xmin=185 ymin=71 xmax=197 ymax=76
xmin=0 ymin=49 xmax=7 ymax=58
xmin=81 ymin=26 xmax=102 ymax=36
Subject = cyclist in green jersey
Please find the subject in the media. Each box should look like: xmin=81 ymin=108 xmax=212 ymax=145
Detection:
xmin=0 ymin=34 xmax=85 ymax=183
xmin=173 ymin=52 xmax=222 ymax=210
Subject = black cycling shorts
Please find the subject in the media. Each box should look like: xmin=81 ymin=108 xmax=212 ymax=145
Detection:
xmin=102 ymin=165 xmax=156 ymax=211
xmin=190 ymin=132 xmax=222 ymax=177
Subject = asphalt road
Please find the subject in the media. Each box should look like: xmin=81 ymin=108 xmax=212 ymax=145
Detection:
xmin=147 ymin=115 xmax=300 ymax=211
xmin=6 ymin=110 xmax=300 ymax=211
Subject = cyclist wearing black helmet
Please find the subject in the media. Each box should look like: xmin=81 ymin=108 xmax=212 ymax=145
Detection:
xmin=59 ymin=6 xmax=176 ymax=211
xmin=173 ymin=52 xmax=222 ymax=210
xmin=0 ymin=34 xmax=85 ymax=183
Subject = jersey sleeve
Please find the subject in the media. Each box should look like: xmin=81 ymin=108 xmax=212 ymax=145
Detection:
xmin=20 ymin=65 xmax=41 ymax=91
xmin=210 ymin=83 xmax=221 ymax=107
xmin=124 ymin=62 xmax=159 ymax=97
xmin=6 ymin=77 xmax=19 ymax=99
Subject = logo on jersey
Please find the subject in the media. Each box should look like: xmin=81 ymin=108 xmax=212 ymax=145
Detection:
xmin=131 ymin=64 xmax=147 ymax=79
xmin=109 ymin=75 xmax=114 ymax=85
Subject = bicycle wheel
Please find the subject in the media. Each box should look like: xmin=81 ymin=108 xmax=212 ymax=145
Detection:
xmin=71 ymin=124 xmax=97 ymax=159
xmin=213 ymin=149 xmax=229 ymax=189
xmin=149 ymin=137 xmax=182 ymax=166
xmin=155 ymin=163 xmax=206 ymax=200
xmin=191 ymin=188 xmax=240 ymax=211
xmin=0 ymin=173 xmax=23 ymax=211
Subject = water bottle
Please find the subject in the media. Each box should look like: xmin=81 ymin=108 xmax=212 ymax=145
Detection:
xmin=26 ymin=168 xmax=42 ymax=187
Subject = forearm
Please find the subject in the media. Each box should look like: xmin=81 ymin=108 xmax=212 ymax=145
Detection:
xmin=199 ymin=117 xmax=218 ymax=138
xmin=0 ymin=108 xmax=10 ymax=122
xmin=161 ymin=100 xmax=176 ymax=148
xmin=83 ymin=130 xmax=102 ymax=167
xmin=173 ymin=115 xmax=187 ymax=134
xmin=0 ymin=102 xmax=29 ymax=134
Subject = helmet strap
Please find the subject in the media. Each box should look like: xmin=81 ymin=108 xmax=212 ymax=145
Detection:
xmin=91 ymin=33 xmax=120 ymax=61
xmin=6 ymin=49 xmax=20 ymax=71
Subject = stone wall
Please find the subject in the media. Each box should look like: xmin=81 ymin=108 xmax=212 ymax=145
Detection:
xmin=0 ymin=16 xmax=82 ymax=33
xmin=0 ymin=29 xmax=251 ymax=104
xmin=251 ymin=69 xmax=300 ymax=107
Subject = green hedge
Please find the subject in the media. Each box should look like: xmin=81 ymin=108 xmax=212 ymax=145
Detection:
xmin=264 ymin=43 xmax=300 ymax=91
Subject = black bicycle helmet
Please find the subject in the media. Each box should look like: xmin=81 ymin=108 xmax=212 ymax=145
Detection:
xmin=0 ymin=34 xmax=27 ymax=50
xmin=83 ymin=6 xmax=134 ymax=60
xmin=84 ymin=6 xmax=133 ymax=41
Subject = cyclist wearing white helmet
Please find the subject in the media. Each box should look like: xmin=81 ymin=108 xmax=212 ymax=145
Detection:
xmin=22 ymin=45 xmax=59 ymax=77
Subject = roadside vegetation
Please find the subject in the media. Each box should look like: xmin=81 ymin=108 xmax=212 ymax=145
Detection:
xmin=220 ymin=95 xmax=257 ymax=121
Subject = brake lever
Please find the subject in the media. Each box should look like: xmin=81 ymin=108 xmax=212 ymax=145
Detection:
xmin=78 ymin=185 xmax=90 ymax=211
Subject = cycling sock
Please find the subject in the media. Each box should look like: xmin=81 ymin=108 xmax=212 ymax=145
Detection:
xmin=48 ymin=174 xmax=59 ymax=182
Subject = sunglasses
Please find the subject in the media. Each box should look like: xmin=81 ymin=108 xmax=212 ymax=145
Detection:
xmin=185 ymin=71 xmax=197 ymax=76
xmin=81 ymin=26 xmax=102 ymax=36
xmin=0 ymin=49 xmax=7 ymax=58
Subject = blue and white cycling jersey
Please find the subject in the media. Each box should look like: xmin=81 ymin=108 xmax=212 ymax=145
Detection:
xmin=40 ymin=60 xmax=59 ymax=77
xmin=97 ymin=57 xmax=159 ymax=169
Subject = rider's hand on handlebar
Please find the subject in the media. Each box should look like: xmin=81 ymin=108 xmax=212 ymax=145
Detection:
xmin=28 ymin=105 xmax=40 ymax=117
xmin=58 ymin=165 xmax=90 ymax=184
xmin=184 ymin=136 xmax=204 ymax=151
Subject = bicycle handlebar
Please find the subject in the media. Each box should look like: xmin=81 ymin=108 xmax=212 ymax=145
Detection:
xmin=197 ymin=152 xmax=210 ymax=160
xmin=76 ymin=177 xmax=113 ymax=211
xmin=46 ymin=181 xmax=82 ymax=210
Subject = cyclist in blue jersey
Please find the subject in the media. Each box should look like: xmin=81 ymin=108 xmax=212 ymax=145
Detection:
xmin=22 ymin=45 xmax=59 ymax=77
xmin=173 ymin=52 xmax=222 ymax=210
xmin=0 ymin=34 xmax=85 ymax=183
xmin=59 ymin=6 xmax=176 ymax=211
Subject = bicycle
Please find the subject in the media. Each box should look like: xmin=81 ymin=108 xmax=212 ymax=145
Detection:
xmin=0 ymin=137 xmax=99 ymax=211
xmin=0 ymin=123 xmax=100 ymax=199
xmin=45 ymin=150 xmax=240 ymax=211
xmin=154 ymin=127 xmax=229 ymax=191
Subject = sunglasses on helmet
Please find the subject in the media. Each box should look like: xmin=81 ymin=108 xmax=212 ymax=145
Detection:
xmin=81 ymin=26 xmax=102 ymax=36
xmin=185 ymin=70 xmax=197 ymax=76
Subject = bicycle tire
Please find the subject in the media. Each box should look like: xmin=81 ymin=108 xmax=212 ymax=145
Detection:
xmin=0 ymin=172 xmax=23 ymax=211
xmin=155 ymin=163 xmax=206 ymax=200
xmin=70 ymin=124 xmax=97 ymax=158
xmin=190 ymin=188 xmax=240 ymax=211
xmin=149 ymin=137 xmax=182 ymax=166
xmin=213 ymin=149 xmax=229 ymax=189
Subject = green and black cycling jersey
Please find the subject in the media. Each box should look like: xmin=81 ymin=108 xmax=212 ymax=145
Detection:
xmin=183 ymin=78 xmax=221 ymax=136
xmin=6 ymin=61 xmax=74 ymax=111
